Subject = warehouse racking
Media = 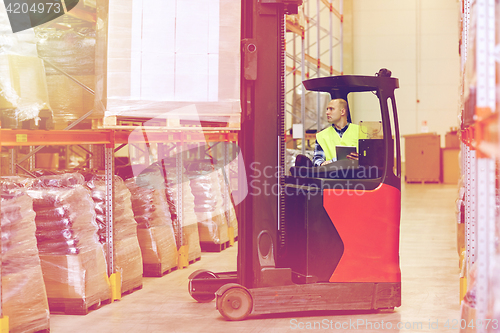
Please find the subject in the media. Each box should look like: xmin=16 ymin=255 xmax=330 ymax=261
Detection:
xmin=0 ymin=0 xmax=242 ymax=324
xmin=285 ymin=0 xmax=343 ymax=154
xmin=0 ymin=126 xmax=239 ymax=319
xmin=459 ymin=0 xmax=498 ymax=331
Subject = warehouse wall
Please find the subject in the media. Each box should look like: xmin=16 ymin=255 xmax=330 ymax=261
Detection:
xmin=350 ymin=0 xmax=460 ymax=154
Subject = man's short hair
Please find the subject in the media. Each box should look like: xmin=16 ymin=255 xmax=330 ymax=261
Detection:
xmin=334 ymin=98 xmax=350 ymax=121
xmin=336 ymin=98 xmax=347 ymax=111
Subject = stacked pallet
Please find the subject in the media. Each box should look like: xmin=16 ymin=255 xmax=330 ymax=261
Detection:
xmin=162 ymin=162 xmax=202 ymax=264
xmin=1 ymin=179 xmax=50 ymax=332
xmin=216 ymin=168 xmax=238 ymax=240
xmin=186 ymin=160 xmax=230 ymax=252
xmin=126 ymin=165 xmax=177 ymax=277
xmin=26 ymin=173 xmax=111 ymax=315
xmin=86 ymin=173 xmax=143 ymax=295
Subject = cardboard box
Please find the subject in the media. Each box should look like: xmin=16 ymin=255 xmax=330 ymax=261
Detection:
xmin=45 ymin=75 xmax=96 ymax=129
xmin=39 ymin=244 xmax=111 ymax=303
xmin=404 ymin=133 xmax=441 ymax=183
xmin=197 ymin=211 xmax=229 ymax=245
xmin=445 ymin=131 xmax=460 ymax=148
xmin=3 ymin=265 xmax=50 ymax=333
xmin=36 ymin=153 xmax=59 ymax=169
xmin=113 ymin=236 xmax=143 ymax=293
xmin=442 ymin=148 xmax=460 ymax=184
xmin=137 ymin=225 xmax=177 ymax=271
xmin=183 ymin=223 xmax=201 ymax=262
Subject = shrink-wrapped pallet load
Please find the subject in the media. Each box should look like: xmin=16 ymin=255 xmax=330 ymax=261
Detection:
xmin=86 ymin=173 xmax=143 ymax=294
xmin=1 ymin=179 xmax=50 ymax=333
xmin=99 ymin=0 xmax=241 ymax=124
xmin=162 ymin=162 xmax=201 ymax=263
xmin=36 ymin=29 xmax=96 ymax=129
xmin=0 ymin=9 xmax=53 ymax=129
xmin=125 ymin=165 xmax=177 ymax=276
xmin=26 ymin=173 xmax=111 ymax=315
xmin=186 ymin=160 xmax=229 ymax=251
xmin=216 ymin=168 xmax=238 ymax=240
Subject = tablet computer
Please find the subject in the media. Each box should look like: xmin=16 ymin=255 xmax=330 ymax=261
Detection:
xmin=336 ymin=145 xmax=357 ymax=161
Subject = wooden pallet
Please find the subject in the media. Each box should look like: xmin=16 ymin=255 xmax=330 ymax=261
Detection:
xmin=143 ymin=263 xmax=178 ymax=277
xmin=189 ymin=256 xmax=201 ymax=265
xmin=122 ymin=281 xmax=143 ymax=297
xmin=100 ymin=115 xmax=240 ymax=131
xmin=405 ymin=179 xmax=440 ymax=184
xmin=48 ymin=297 xmax=112 ymax=315
xmin=200 ymin=240 xmax=231 ymax=253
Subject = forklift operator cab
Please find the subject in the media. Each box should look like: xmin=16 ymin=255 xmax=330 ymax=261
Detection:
xmin=282 ymin=72 xmax=402 ymax=288
xmin=188 ymin=71 xmax=402 ymax=321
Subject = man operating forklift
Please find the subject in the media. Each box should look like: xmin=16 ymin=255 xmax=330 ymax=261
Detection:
xmin=296 ymin=97 xmax=359 ymax=167
xmin=313 ymin=98 xmax=359 ymax=166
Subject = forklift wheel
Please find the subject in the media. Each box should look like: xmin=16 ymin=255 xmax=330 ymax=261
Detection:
xmin=188 ymin=270 xmax=218 ymax=303
xmin=216 ymin=285 xmax=253 ymax=321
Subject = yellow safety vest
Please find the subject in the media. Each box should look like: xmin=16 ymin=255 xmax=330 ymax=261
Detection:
xmin=316 ymin=123 xmax=360 ymax=161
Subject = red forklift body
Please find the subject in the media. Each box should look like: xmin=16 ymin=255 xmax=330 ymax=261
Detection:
xmin=188 ymin=0 xmax=402 ymax=321
xmin=324 ymin=183 xmax=401 ymax=283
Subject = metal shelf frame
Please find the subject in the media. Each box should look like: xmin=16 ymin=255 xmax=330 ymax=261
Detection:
xmin=0 ymin=127 xmax=238 ymax=297
xmin=460 ymin=0 xmax=498 ymax=331
xmin=285 ymin=0 xmax=343 ymax=154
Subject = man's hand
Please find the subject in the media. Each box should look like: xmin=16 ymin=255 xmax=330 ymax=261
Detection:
xmin=321 ymin=160 xmax=332 ymax=166
xmin=347 ymin=152 xmax=359 ymax=160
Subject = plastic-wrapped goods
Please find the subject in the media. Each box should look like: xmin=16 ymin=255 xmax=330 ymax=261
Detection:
xmin=26 ymin=173 xmax=111 ymax=314
xmin=99 ymin=0 xmax=241 ymax=122
xmin=1 ymin=179 xmax=50 ymax=333
xmin=0 ymin=11 xmax=52 ymax=127
xmin=186 ymin=160 xmax=229 ymax=246
xmin=86 ymin=173 xmax=143 ymax=293
xmin=217 ymin=168 xmax=238 ymax=239
xmin=126 ymin=166 xmax=177 ymax=276
xmin=28 ymin=173 xmax=98 ymax=255
xmin=36 ymin=29 xmax=96 ymax=76
xmin=162 ymin=163 xmax=201 ymax=262
xmin=36 ymin=28 xmax=96 ymax=129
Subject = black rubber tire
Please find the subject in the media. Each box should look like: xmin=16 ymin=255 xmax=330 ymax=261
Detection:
xmin=189 ymin=270 xmax=218 ymax=303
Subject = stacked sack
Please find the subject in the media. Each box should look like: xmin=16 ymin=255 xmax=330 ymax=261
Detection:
xmin=1 ymin=179 xmax=50 ymax=332
xmin=162 ymin=161 xmax=201 ymax=263
xmin=26 ymin=173 xmax=111 ymax=314
xmin=86 ymin=173 xmax=143 ymax=294
xmin=186 ymin=160 xmax=229 ymax=248
xmin=126 ymin=164 xmax=177 ymax=276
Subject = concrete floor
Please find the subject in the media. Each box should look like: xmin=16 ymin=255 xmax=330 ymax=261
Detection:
xmin=51 ymin=182 xmax=461 ymax=332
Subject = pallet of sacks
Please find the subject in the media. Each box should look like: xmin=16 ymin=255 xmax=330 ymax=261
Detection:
xmin=1 ymin=178 xmax=50 ymax=333
xmin=85 ymin=172 xmax=143 ymax=296
xmin=216 ymin=167 xmax=238 ymax=241
xmin=162 ymin=161 xmax=202 ymax=264
xmin=126 ymin=165 xmax=178 ymax=277
xmin=186 ymin=160 xmax=230 ymax=252
xmin=26 ymin=173 xmax=112 ymax=315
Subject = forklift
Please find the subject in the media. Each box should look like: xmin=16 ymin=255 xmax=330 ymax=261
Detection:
xmin=188 ymin=0 xmax=402 ymax=321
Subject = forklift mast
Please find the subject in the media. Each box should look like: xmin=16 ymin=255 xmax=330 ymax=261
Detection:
xmin=239 ymin=0 xmax=301 ymax=288
xmin=188 ymin=1 xmax=402 ymax=318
